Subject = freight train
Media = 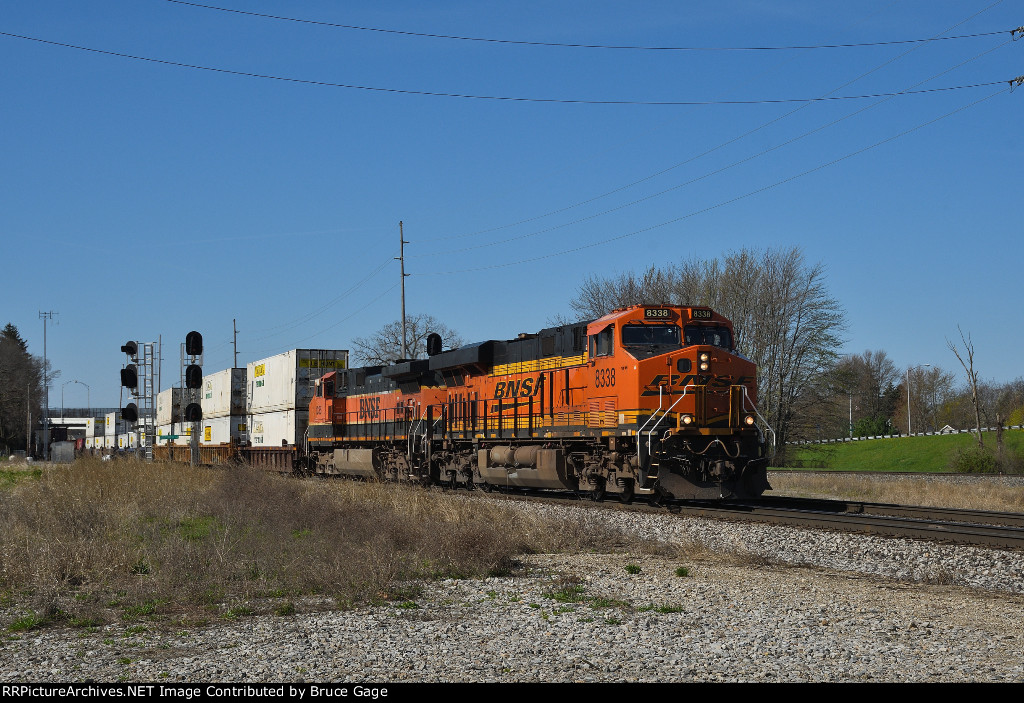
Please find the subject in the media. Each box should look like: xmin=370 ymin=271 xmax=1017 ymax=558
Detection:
xmin=306 ymin=304 xmax=772 ymax=501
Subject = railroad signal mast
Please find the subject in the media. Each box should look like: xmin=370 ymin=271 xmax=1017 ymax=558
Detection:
xmin=120 ymin=339 xmax=157 ymax=460
xmin=181 ymin=331 xmax=203 ymax=466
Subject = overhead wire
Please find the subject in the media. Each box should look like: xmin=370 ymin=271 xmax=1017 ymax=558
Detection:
xmin=417 ymin=0 xmax=1014 ymax=244
xmin=410 ymin=34 xmax=1018 ymax=258
xmin=415 ymin=85 xmax=1010 ymax=276
xmin=6 ymin=4 xmax=1011 ymax=345
xmin=160 ymin=0 xmax=1019 ymax=52
xmin=0 ymin=31 xmax=1013 ymax=105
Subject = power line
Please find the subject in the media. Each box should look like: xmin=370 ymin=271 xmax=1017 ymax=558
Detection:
xmin=411 ymin=36 xmax=1018 ymax=258
xmin=161 ymin=1 xmax=1021 ymax=52
xmin=0 ymin=31 xmax=1016 ymax=106
xmin=415 ymin=0 xmax=1014 ymax=244
xmin=414 ymin=87 xmax=1010 ymax=276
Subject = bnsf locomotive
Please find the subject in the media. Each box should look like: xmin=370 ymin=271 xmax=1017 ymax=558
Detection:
xmin=307 ymin=304 xmax=771 ymax=500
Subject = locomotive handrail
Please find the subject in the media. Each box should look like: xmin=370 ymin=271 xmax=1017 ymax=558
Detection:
xmin=636 ymin=385 xmax=690 ymax=471
xmin=740 ymin=386 xmax=776 ymax=457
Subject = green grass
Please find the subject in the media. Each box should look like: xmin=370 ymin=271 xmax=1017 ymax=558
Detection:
xmin=780 ymin=429 xmax=1024 ymax=472
xmin=0 ymin=468 xmax=42 ymax=489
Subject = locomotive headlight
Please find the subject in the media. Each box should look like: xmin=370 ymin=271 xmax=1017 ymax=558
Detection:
xmin=699 ymin=361 xmax=710 ymax=371
xmin=698 ymin=352 xmax=710 ymax=371
xmin=681 ymin=414 xmax=694 ymax=425
xmin=699 ymin=353 xmax=710 ymax=362
xmin=744 ymin=415 xmax=755 ymax=426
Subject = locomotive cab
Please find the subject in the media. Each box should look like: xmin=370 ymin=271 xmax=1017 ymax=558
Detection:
xmin=309 ymin=371 xmax=346 ymax=435
xmin=584 ymin=305 xmax=769 ymax=499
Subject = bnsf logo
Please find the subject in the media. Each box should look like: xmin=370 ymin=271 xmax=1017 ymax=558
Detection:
xmin=494 ymin=377 xmax=543 ymax=399
xmin=359 ymin=397 xmax=381 ymax=419
xmin=641 ymin=374 xmax=755 ymax=396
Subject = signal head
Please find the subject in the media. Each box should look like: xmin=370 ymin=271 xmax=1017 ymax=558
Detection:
xmin=185 ymin=331 xmax=203 ymax=356
xmin=120 ymin=364 xmax=138 ymax=389
xmin=122 ymin=403 xmax=139 ymax=423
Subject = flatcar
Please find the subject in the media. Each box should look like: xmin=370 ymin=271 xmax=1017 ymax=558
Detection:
xmin=307 ymin=304 xmax=772 ymax=500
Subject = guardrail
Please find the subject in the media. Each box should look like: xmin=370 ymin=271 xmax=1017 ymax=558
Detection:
xmin=790 ymin=425 xmax=1024 ymax=445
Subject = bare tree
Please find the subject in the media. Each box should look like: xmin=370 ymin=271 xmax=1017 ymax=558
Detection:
xmin=947 ymin=326 xmax=983 ymax=447
xmin=893 ymin=365 xmax=956 ymax=434
xmin=351 ymin=314 xmax=465 ymax=365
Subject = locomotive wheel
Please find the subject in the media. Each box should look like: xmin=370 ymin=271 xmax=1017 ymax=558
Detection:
xmin=589 ymin=480 xmax=606 ymax=502
xmin=618 ymin=480 xmax=634 ymax=504
xmin=447 ymin=471 xmax=458 ymax=490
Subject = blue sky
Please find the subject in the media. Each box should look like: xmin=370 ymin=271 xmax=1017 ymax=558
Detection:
xmin=2 ymin=0 xmax=1021 ymax=409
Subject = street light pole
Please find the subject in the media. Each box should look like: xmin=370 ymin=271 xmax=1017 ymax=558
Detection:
xmin=61 ymin=380 xmax=91 ymax=420
xmin=907 ymin=364 xmax=931 ymax=436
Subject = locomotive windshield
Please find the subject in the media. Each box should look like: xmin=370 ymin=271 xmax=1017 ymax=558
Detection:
xmin=622 ymin=323 xmax=680 ymax=347
xmin=683 ymin=324 xmax=733 ymax=349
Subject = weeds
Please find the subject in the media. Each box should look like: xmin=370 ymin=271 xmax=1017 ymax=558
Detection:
xmin=8 ymin=611 xmax=46 ymax=632
xmin=0 ymin=457 xmax=610 ymax=631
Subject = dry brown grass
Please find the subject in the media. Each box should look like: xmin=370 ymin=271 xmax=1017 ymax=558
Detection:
xmin=769 ymin=472 xmax=1024 ymax=513
xmin=0 ymin=457 xmax=627 ymax=631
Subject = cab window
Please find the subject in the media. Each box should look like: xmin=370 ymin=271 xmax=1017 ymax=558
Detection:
xmin=683 ymin=325 xmax=733 ymax=349
xmin=622 ymin=324 xmax=680 ymax=347
xmin=589 ymin=326 xmax=614 ymax=357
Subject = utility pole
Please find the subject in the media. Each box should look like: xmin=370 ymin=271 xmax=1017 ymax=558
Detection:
xmin=38 ymin=310 xmax=57 ymax=461
xmin=26 ymin=382 xmax=31 ymax=455
xmin=397 ymin=221 xmax=409 ymax=359
xmin=233 ymin=319 xmax=239 ymax=368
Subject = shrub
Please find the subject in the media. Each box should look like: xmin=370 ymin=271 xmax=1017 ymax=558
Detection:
xmin=949 ymin=445 xmax=998 ymax=474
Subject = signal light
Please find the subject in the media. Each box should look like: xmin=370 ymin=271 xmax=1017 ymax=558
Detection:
xmin=122 ymin=403 xmax=139 ymax=423
xmin=183 ymin=403 xmax=203 ymax=422
xmin=185 ymin=331 xmax=203 ymax=356
xmin=121 ymin=341 xmax=138 ymax=360
xmin=185 ymin=364 xmax=202 ymax=389
xmin=120 ymin=364 xmax=138 ymax=389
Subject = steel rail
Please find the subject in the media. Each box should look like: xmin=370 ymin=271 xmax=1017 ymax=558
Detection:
xmin=671 ymin=499 xmax=1024 ymax=550
xmin=759 ymin=496 xmax=1024 ymax=528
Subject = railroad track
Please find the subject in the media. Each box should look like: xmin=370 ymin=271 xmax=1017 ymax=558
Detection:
xmin=669 ymin=496 xmax=1024 ymax=550
xmin=477 ymin=488 xmax=1024 ymax=550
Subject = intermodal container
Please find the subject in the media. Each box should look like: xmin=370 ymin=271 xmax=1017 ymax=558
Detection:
xmin=157 ymin=388 xmax=183 ymax=426
xmin=202 ymin=368 xmax=247 ymax=419
xmin=247 ymin=409 xmax=308 ymax=448
xmin=247 ymin=350 xmax=347 ymax=414
xmin=200 ymin=415 xmax=247 ymax=445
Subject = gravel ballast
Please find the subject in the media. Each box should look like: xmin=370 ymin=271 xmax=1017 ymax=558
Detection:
xmin=2 ymin=495 xmax=1023 ymax=683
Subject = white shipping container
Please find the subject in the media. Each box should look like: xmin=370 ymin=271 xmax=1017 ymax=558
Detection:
xmin=157 ymin=388 xmax=183 ymax=426
xmin=202 ymin=368 xmax=247 ymax=418
xmin=104 ymin=412 xmax=128 ymax=437
xmin=248 ymin=409 xmax=308 ymax=448
xmin=200 ymin=415 xmax=247 ymax=445
xmin=247 ymin=349 xmax=347 ymax=414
